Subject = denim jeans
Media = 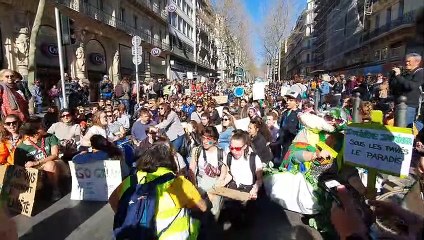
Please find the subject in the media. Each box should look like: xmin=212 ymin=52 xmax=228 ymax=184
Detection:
xmin=171 ymin=134 xmax=184 ymax=152
xmin=35 ymin=103 xmax=43 ymax=114
xmin=406 ymin=106 xmax=417 ymax=128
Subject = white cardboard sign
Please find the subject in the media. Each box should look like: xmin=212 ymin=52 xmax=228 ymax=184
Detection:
xmin=69 ymin=160 xmax=122 ymax=201
xmin=343 ymin=124 xmax=414 ymax=177
xmin=252 ymin=82 xmax=265 ymax=100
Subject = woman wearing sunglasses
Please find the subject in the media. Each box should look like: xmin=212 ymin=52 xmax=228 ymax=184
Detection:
xmin=47 ymin=108 xmax=81 ymax=160
xmin=80 ymin=111 xmax=108 ymax=147
xmin=218 ymin=113 xmax=236 ymax=151
xmin=189 ymin=126 xmax=228 ymax=217
xmin=155 ymin=103 xmax=185 ymax=152
xmin=0 ymin=69 xmax=29 ymax=121
xmin=0 ymin=114 xmax=22 ymax=165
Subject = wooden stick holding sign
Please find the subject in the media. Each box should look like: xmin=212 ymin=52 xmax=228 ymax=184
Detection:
xmin=208 ymin=187 xmax=250 ymax=201
xmin=343 ymin=110 xmax=414 ymax=200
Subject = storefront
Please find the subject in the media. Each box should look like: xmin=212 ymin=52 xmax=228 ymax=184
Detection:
xmin=86 ymin=39 xmax=107 ymax=102
xmin=150 ymin=53 xmax=167 ymax=79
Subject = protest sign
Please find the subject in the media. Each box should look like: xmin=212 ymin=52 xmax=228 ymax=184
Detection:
xmin=69 ymin=160 xmax=122 ymax=201
xmin=0 ymin=165 xmax=40 ymax=216
xmin=187 ymin=72 xmax=193 ymax=80
xmin=235 ymin=118 xmax=250 ymax=131
xmin=343 ymin=123 xmax=414 ymax=177
xmin=252 ymin=82 xmax=265 ymax=100
xmin=209 ymin=187 xmax=250 ymax=201
xmin=212 ymin=95 xmax=228 ymax=105
xmin=216 ymin=106 xmax=224 ymax=118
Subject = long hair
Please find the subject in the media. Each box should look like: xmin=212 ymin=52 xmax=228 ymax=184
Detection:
xmin=158 ymin=103 xmax=171 ymax=122
xmin=1 ymin=114 xmax=21 ymax=140
xmin=92 ymin=111 xmax=105 ymax=127
xmin=136 ymin=143 xmax=177 ymax=173
xmin=250 ymin=118 xmax=273 ymax=143
xmin=90 ymin=135 xmax=122 ymax=158
xmin=19 ymin=117 xmax=43 ymax=137
xmin=222 ymin=113 xmax=236 ymax=131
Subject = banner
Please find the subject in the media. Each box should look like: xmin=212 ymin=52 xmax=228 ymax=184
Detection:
xmin=69 ymin=160 xmax=122 ymax=201
xmin=235 ymin=118 xmax=250 ymax=131
xmin=0 ymin=165 xmax=40 ymax=216
xmin=252 ymin=82 xmax=265 ymax=100
xmin=344 ymin=124 xmax=414 ymax=177
xmin=212 ymin=95 xmax=228 ymax=105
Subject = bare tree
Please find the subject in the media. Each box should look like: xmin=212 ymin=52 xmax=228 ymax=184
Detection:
xmin=27 ymin=0 xmax=46 ymax=114
xmin=259 ymin=0 xmax=293 ymax=80
xmin=213 ymin=0 xmax=257 ymax=77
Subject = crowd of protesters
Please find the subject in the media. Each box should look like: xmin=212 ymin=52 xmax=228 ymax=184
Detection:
xmin=0 ymin=51 xmax=424 ymax=239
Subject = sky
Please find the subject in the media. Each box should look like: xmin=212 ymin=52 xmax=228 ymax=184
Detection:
xmin=244 ymin=0 xmax=307 ymax=66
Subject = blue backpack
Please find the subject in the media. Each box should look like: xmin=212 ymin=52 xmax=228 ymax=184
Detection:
xmin=113 ymin=172 xmax=176 ymax=240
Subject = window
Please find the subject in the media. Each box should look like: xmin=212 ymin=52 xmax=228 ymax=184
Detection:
xmin=375 ymin=13 xmax=380 ymax=29
xmin=374 ymin=50 xmax=381 ymax=61
xmin=306 ymin=54 xmax=310 ymax=63
xmin=134 ymin=15 xmax=138 ymax=29
xmin=120 ymin=8 xmax=126 ymax=22
xmin=382 ymin=47 xmax=388 ymax=60
xmin=98 ymin=0 xmax=103 ymax=10
xmin=171 ymin=13 xmax=177 ymax=27
xmin=178 ymin=16 xmax=182 ymax=31
xmin=386 ymin=7 xmax=392 ymax=25
xmin=399 ymin=0 xmax=404 ymax=17
xmin=183 ymin=21 xmax=187 ymax=35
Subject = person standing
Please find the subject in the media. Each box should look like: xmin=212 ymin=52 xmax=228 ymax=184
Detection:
xmin=100 ymin=75 xmax=113 ymax=100
xmin=32 ymin=79 xmax=43 ymax=114
xmin=0 ymin=69 xmax=29 ymax=121
xmin=390 ymin=53 xmax=423 ymax=127
xmin=115 ymin=77 xmax=130 ymax=112
xmin=48 ymin=84 xmax=61 ymax=109
xmin=271 ymin=91 xmax=301 ymax=167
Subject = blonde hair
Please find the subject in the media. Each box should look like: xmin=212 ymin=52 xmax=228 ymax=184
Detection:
xmin=0 ymin=69 xmax=14 ymax=80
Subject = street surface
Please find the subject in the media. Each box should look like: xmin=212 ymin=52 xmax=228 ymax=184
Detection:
xmin=14 ymin=193 xmax=322 ymax=240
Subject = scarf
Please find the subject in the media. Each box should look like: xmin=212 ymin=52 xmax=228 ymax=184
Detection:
xmin=0 ymin=83 xmax=19 ymax=110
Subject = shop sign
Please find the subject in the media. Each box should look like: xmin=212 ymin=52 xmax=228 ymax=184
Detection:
xmin=89 ymin=53 xmax=105 ymax=65
xmin=41 ymin=43 xmax=59 ymax=57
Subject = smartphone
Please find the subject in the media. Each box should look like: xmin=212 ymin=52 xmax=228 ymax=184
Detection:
xmin=323 ymin=179 xmax=344 ymax=208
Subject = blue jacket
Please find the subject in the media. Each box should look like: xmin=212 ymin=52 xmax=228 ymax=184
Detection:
xmin=319 ymin=82 xmax=330 ymax=95
xmin=182 ymin=104 xmax=196 ymax=116
xmin=218 ymin=127 xmax=234 ymax=151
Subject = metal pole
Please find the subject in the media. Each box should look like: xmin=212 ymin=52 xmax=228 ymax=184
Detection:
xmin=314 ymin=88 xmax=319 ymax=112
xmin=395 ymin=96 xmax=407 ymax=127
xmin=136 ymin=51 xmax=140 ymax=104
xmin=352 ymin=92 xmax=361 ymax=123
xmin=54 ymin=7 xmax=67 ymax=109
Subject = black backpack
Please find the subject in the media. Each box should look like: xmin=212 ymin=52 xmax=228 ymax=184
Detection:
xmin=226 ymin=152 xmax=257 ymax=182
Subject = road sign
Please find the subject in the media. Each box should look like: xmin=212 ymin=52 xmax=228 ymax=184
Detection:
xmin=131 ymin=46 xmax=142 ymax=56
xmin=131 ymin=36 xmax=141 ymax=46
xmin=166 ymin=3 xmax=177 ymax=12
xmin=132 ymin=55 xmax=142 ymax=65
xmin=151 ymin=47 xmax=161 ymax=57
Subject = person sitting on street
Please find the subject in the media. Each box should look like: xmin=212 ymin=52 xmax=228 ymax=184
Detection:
xmin=48 ymin=108 xmax=81 ymax=160
xmin=106 ymin=109 xmax=126 ymax=143
xmin=0 ymin=114 xmax=23 ymax=166
xmin=14 ymin=117 xmax=66 ymax=200
xmin=80 ymin=111 xmax=108 ymax=147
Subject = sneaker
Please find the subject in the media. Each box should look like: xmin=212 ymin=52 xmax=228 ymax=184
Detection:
xmin=51 ymin=190 xmax=62 ymax=201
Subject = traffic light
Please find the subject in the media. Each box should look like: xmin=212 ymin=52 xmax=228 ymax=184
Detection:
xmin=60 ymin=15 xmax=76 ymax=45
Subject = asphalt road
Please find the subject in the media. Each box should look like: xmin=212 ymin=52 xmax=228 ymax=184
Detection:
xmin=14 ymin=193 xmax=322 ymax=240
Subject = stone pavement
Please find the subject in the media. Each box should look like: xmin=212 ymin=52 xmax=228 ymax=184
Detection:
xmin=14 ymin=193 xmax=322 ymax=240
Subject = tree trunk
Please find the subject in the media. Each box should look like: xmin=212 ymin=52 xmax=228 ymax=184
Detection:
xmin=27 ymin=0 xmax=46 ymax=115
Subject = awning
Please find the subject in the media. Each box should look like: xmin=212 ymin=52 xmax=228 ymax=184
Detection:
xmin=171 ymin=70 xmax=185 ymax=81
xmin=363 ymin=64 xmax=383 ymax=75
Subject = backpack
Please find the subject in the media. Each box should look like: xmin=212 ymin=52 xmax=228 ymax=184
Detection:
xmin=113 ymin=173 xmax=176 ymax=240
xmin=114 ymin=84 xmax=124 ymax=98
xmin=226 ymin=152 xmax=257 ymax=183
xmin=194 ymin=147 xmax=224 ymax=178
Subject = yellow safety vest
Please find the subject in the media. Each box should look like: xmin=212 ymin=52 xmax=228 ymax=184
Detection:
xmin=118 ymin=168 xmax=200 ymax=240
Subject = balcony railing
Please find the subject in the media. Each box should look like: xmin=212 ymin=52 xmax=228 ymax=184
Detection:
xmin=363 ymin=10 xmax=416 ymax=41
xmin=55 ymin=0 xmax=170 ymax=50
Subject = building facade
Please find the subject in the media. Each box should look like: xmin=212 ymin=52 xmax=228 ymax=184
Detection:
xmin=0 ymin=0 xmax=170 ymax=102
xmin=312 ymin=0 xmax=424 ymax=75
xmin=282 ymin=0 xmax=315 ymax=78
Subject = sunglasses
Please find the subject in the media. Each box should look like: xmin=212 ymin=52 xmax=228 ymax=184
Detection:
xmin=107 ymin=115 xmax=113 ymax=117
xmin=229 ymin=145 xmax=245 ymax=151
xmin=202 ymin=136 xmax=215 ymax=141
xmin=4 ymin=75 xmax=14 ymax=79
xmin=61 ymin=114 xmax=71 ymax=117
xmin=159 ymin=107 xmax=164 ymax=110
xmin=4 ymin=121 xmax=18 ymax=126
xmin=222 ymin=118 xmax=229 ymax=121
xmin=196 ymin=105 xmax=203 ymax=108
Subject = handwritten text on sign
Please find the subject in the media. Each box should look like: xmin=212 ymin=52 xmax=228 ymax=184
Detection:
xmin=69 ymin=160 xmax=122 ymax=201
xmin=344 ymin=125 xmax=413 ymax=177
xmin=0 ymin=165 xmax=39 ymax=216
